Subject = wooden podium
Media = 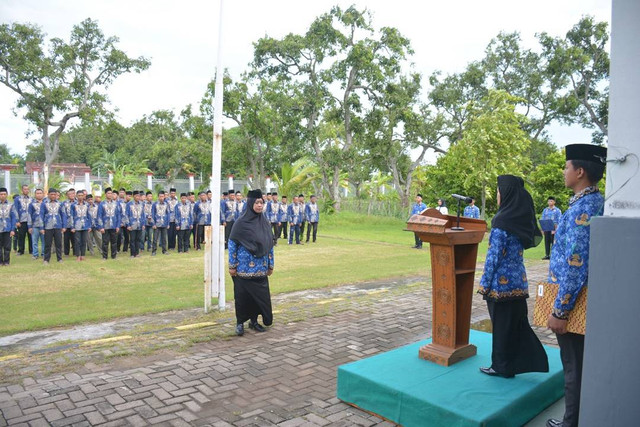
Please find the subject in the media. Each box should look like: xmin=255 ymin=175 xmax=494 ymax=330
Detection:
xmin=406 ymin=208 xmax=487 ymax=366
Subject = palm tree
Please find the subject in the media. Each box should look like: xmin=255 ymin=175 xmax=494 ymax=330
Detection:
xmin=271 ymin=158 xmax=320 ymax=198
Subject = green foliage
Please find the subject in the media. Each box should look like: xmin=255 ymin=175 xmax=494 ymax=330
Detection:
xmin=271 ymin=158 xmax=320 ymax=198
xmin=529 ymin=149 xmax=573 ymax=213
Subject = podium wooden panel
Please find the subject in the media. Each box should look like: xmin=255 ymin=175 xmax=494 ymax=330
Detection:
xmin=406 ymin=208 xmax=487 ymax=366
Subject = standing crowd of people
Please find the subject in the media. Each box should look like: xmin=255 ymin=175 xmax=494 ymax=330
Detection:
xmin=0 ymin=185 xmax=321 ymax=266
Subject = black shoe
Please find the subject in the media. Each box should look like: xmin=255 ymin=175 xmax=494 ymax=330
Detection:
xmin=546 ymin=419 xmax=562 ymax=427
xmin=542 ymin=256 xmax=550 ymax=260
xmin=249 ymin=321 xmax=266 ymax=332
xmin=235 ymin=323 xmax=244 ymax=336
xmin=479 ymin=367 xmax=514 ymax=378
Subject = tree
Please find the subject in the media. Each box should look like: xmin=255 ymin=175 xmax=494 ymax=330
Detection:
xmin=0 ymin=18 xmax=150 ymax=189
xmin=430 ymin=90 xmax=531 ymax=217
xmin=271 ymin=158 xmax=320 ymax=198
xmin=529 ymin=149 xmax=573 ymax=213
xmin=539 ymin=16 xmax=609 ymax=143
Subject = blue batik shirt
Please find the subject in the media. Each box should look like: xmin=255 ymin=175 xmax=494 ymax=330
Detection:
xmin=305 ymin=202 xmax=320 ymax=223
xmin=98 ymin=200 xmax=121 ymax=230
xmin=548 ymin=187 xmax=603 ymax=319
xmin=278 ymin=203 xmax=288 ymax=223
xmin=151 ymin=201 xmax=170 ymax=228
xmin=13 ymin=195 xmax=31 ymax=223
xmin=175 ymin=202 xmax=192 ymax=230
xmin=194 ymin=200 xmax=211 ymax=226
xmin=167 ymin=196 xmax=179 ymax=223
xmin=40 ymin=199 xmax=67 ymax=230
xmin=287 ymin=203 xmax=303 ymax=225
xmin=410 ymin=202 xmax=427 ymax=216
xmin=0 ymin=200 xmax=17 ymax=232
xmin=541 ymin=206 xmax=562 ymax=226
xmin=28 ymin=200 xmax=44 ymax=228
xmin=228 ymin=239 xmax=274 ymax=278
xmin=463 ymin=205 xmax=480 ymax=219
xmin=235 ymin=200 xmax=246 ymax=221
xmin=478 ymin=228 xmax=529 ymax=301
xmin=126 ymin=201 xmax=146 ymax=230
xmin=266 ymin=200 xmax=279 ymax=223
xmin=87 ymin=202 xmax=100 ymax=229
xmin=70 ymin=202 xmax=92 ymax=230
xmin=224 ymin=199 xmax=236 ymax=223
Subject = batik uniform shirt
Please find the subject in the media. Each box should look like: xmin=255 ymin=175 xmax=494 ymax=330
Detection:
xmin=62 ymin=199 xmax=75 ymax=224
xmin=463 ymin=205 xmax=480 ymax=219
xmin=194 ymin=200 xmax=211 ymax=226
xmin=278 ymin=203 xmax=288 ymax=223
xmin=87 ymin=203 xmax=100 ymax=229
xmin=126 ymin=201 xmax=146 ymax=230
xmin=287 ymin=203 xmax=303 ymax=225
xmin=167 ymin=197 xmax=179 ymax=223
xmin=151 ymin=201 xmax=170 ymax=228
xmin=175 ymin=202 xmax=192 ymax=229
xmin=40 ymin=200 xmax=67 ymax=230
xmin=235 ymin=200 xmax=246 ymax=221
xmin=143 ymin=201 xmax=154 ymax=226
xmin=228 ymin=239 xmax=274 ymax=278
xmin=548 ymin=188 xmax=604 ymax=319
xmin=223 ymin=200 xmax=236 ymax=222
xmin=541 ymin=206 xmax=562 ymax=226
xmin=13 ymin=195 xmax=32 ymax=223
xmin=117 ymin=199 xmax=128 ymax=227
xmin=305 ymin=203 xmax=320 ymax=223
xmin=28 ymin=200 xmax=44 ymax=228
xmin=98 ymin=200 xmax=121 ymax=230
xmin=410 ymin=202 xmax=427 ymax=216
xmin=266 ymin=201 xmax=279 ymax=223
xmin=478 ymin=228 xmax=528 ymax=301
xmin=219 ymin=199 xmax=226 ymax=225
xmin=70 ymin=202 xmax=92 ymax=230
xmin=299 ymin=202 xmax=307 ymax=222
xmin=0 ymin=200 xmax=17 ymax=232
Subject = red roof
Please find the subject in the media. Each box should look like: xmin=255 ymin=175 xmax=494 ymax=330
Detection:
xmin=25 ymin=162 xmax=91 ymax=174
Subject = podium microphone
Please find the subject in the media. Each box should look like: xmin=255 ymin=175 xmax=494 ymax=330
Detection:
xmin=451 ymin=194 xmax=472 ymax=203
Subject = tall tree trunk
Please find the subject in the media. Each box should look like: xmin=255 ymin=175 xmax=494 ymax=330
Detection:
xmin=481 ymin=181 xmax=487 ymax=219
xmin=331 ymin=166 xmax=342 ymax=212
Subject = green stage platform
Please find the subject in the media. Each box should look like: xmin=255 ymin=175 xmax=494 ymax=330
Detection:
xmin=337 ymin=330 xmax=564 ymax=426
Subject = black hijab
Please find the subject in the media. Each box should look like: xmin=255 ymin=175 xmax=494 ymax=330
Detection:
xmin=491 ymin=175 xmax=542 ymax=249
xmin=229 ymin=189 xmax=274 ymax=257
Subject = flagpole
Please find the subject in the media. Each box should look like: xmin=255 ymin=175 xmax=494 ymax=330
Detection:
xmin=210 ymin=0 xmax=225 ymax=312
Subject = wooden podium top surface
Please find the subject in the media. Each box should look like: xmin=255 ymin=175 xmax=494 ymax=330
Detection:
xmin=406 ymin=208 xmax=487 ymax=245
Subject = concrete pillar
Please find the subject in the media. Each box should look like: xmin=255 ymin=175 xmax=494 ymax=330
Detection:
xmin=146 ymin=173 xmax=153 ymax=190
xmin=2 ymin=168 xmax=10 ymax=192
xmin=188 ymin=173 xmax=195 ymax=191
xmin=227 ymin=174 xmax=234 ymax=191
xmin=84 ymin=172 xmax=90 ymax=192
xmin=581 ymin=1 xmax=640 ymax=425
xmin=108 ymin=171 xmax=113 ymax=186
xmin=33 ymin=168 xmax=40 ymax=186
xmin=265 ymin=176 xmax=271 ymax=192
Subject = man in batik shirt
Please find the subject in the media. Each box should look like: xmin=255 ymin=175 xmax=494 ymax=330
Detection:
xmin=40 ymin=188 xmax=67 ymax=264
xmin=546 ymin=143 xmax=607 ymax=427
xmin=98 ymin=188 xmax=121 ymax=260
xmin=175 ymin=193 xmax=193 ymax=253
xmin=13 ymin=184 xmax=32 ymax=256
xmin=0 ymin=187 xmax=17 ymax=266
xmin=126 ymin=191 xmax=146 ymax=258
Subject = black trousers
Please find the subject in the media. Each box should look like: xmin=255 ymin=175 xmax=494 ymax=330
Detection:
xmin=224 ymin=220 xmax=234 ymax=248
xmin=306 ymin=222 xmax=318 ymax=242
xmin=153 ymin=227 xmax=167 ymax=253
xmin=556 ymin=332 xmax=584 ymax=427
xmin=233 ymin=275 xmax=273 ymax=326
xmin=44 ymin=229 xmax=62 ymax=262
xmin=300 ymin=221 xmax=306 ymax=238
xmin=414 ymin=232 xmax=422 ymax=248
xmin=544 ymin=231 xmax=555 ymax=256
xmin=0 ymin=232 xmax=11 ymax=264
xmin=102 ymin=229 xmax=118 ymax=259
xmin=144 ymin=227 xmax=153 ymax=250
xmin=63 ymin=228 xmax=74 ymax=255
xmin=177 ymin=229 xmax=190 ymax=252
xmin=271 ymin=223 xmax=280 ymax=243
xmin=195 ymin=225 xmax=206 ymax=249
xmin=289 ymin=224 xmax=301 ymax=244
xmin=168 ymin=222 xmax=177 ymax=249
xmin=129 ymin=229 xmax=141 ymax=257
xmin=17 ymin=222 xmax=32 ymax=255
xmin=279 ymin=221 xmax=288 ymax=239
xmin=73 ymin=230 xmax=88 ymax=256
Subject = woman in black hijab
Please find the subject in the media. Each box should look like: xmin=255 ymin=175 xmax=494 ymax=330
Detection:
xmin=228 ymin=189 xmax=275 ymax=336
xmin=477 ymin=175 xmax=547 ymax=377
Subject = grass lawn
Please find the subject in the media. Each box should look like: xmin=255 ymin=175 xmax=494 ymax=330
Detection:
xmin=0 ymin=211 xmax=545 ymax=336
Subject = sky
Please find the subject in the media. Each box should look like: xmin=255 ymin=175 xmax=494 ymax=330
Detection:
xmin=0 ymin=0 xmax=612 ymax=161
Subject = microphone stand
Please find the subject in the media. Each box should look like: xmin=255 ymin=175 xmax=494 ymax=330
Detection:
xmin=451 ymin=199 xmax=464 ymax=231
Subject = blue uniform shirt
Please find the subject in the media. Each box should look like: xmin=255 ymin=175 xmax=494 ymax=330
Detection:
xmin=126 ymin=201 xmax=146 ymax=230
xmin=151 ymin=201 xmax=170 ymax=228
xmin=40 ymin=199 xmax=67 ymax=230
xmin=0 ymin=200 xmax=18 ymax=232
xmin=305 ymin=202 xmax=320 ymax=223
xmin=70 ymin=202 xmax=92 ymax=230
xmin=28 ymin=200 xmax=45 ymax=228
xmin=548 ymin=188 xmax=603 ymax=319
xmin=278 ymin=203 xmax=288 ymax=223
xmin=541 ymin=206 xmax=562 ymax=226
xmin=194 ymin=200 xmax=211 ymax=225
xmin=13 ymin=195 xmax=31 ymax=223
xmin=287 ymin=203 xmax=303 ymax=225
xmin=463 ymin=205 xmax=480 ymax=219
xmin=266 ymin=200 xmax=279 ymax=223
xmin=175 ymin=201 xmax=193 ymax=230
xmin=410 ymin=202 xmax=427 ymax=216
xmin=98 ymin=200 xmax=121 ymax=230
xmin=478 ymin=228 xmax=528 ymax=300
xmin=228 ymin=239 xmax=274 ymax=278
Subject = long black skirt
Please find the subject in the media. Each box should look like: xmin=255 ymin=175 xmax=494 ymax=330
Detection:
xmin=233 ymin=275 xmax=273 ymax=326
xmin=486 ymin=298 xmax=549 ymax=376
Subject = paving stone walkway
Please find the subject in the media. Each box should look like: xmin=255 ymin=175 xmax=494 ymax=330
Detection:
xmin=0 ymin=260 xmax=557 ymax=426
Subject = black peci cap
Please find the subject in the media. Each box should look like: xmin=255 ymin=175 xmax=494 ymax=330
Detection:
xmin=565 ymin=144 xmax=607 ymax=164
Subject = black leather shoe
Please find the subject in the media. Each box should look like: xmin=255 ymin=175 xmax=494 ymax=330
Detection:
xmin=542 ymin=256 xmax=550 ymax=260
xmin=249 ymin=321 xmax=266 ymax=332
xmin=479 ymin=367 xmax=514 ymax=378
xmin=235 ymin=324 xmax=244 ymax=336
xmin=546 ymin=419 xmax=562 ymax=427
